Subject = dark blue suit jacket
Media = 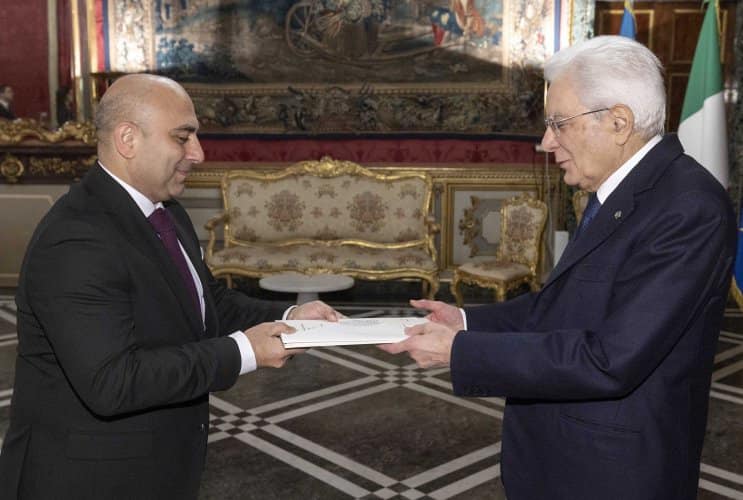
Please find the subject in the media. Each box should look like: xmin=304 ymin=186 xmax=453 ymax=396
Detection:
xmin=452 ymin=135 xmax=736 ymax=500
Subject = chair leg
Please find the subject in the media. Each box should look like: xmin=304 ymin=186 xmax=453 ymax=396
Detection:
xmin=494 ymin=285 xmax=506 ymax=302
xmin=421 ymin=279 xmax=429 ymax=298
xmin=226 ymin=275 xmax=233 ymax=289
xmin=450 ymin=275 xmax=464 ymax=307
xmin=427 ymin=278 xmax=439 ymax=300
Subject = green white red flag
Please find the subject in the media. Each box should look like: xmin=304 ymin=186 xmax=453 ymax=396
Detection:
xmin=677 ymin=0 xmax=728 ymax=187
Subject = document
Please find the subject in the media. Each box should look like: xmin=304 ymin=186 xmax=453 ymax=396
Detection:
xmin=279 ymin=317 xmax=428 ymax=348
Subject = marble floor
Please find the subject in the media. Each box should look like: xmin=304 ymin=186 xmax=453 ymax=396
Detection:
xmin=0 ymin=286 xmax=742 ymax=499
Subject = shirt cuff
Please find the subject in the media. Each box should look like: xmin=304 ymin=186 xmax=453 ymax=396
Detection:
xmin=229 ymin=331 xmax=257 ymax=374
xmin=283 ymin=305 xmax=297 ymax=320
xmin=459 ymin=308 xmax=467 ymax=330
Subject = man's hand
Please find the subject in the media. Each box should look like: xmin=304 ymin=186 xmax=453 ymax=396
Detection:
xmin=409 ymin=299 xmax=464 ymax=331
xmin=378 ymin=321 xmax=457 ymax=369
xmin=288 ymin=300 xmax=344 ymax=321
xmin=244 ymin=322 xmax=305 ymax=368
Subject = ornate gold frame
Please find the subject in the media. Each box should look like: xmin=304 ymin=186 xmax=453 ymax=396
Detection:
xmin=0 ymin=119 xmax=97 ymax=183
xmin=204 ymin=157 xmax=441 ymax=297
xmin=0 ymin=119 xmax=96 ymax=145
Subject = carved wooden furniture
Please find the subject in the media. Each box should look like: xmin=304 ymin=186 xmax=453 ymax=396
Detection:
xmin=572 ymin=189 xmax=589 ymax=225
xmin=204 ymin=157 xmax=440 ymax=298
xmin=450 ymin=193 xmax=547 ymax=306
xmin=0 ymin=119 xmax=96 ymax=183
xmin=0 ymin=119 xmax=98 ymax=287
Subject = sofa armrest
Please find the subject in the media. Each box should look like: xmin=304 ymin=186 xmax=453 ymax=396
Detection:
xmin=204 ymin=212 xmax=230 ymax=260
xmin=425 ymin=214 xmax=441 ymax=235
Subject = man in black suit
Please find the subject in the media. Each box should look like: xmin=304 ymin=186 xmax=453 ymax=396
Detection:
xmin=0 ymin=84 xmax=16 ymax=120
xmin=0 ymin=74 xmax=341 ymax=499
xmin=382 ymin=36 xmax=736 ymax=499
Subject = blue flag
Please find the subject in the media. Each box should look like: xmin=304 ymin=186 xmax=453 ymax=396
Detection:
xmin=733 ymin=209 xmax=743 ymax=310
xmin=619 ymin=0 xmax=636 ymax=38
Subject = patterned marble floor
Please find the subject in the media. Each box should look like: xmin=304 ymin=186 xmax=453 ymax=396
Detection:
xmin=0 ymin=293 xmax=742 ymax=499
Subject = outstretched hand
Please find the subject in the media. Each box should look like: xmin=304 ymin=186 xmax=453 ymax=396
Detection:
xmin=409 ymin=299 xmax=464 ymax=331
xmin=289 ymin=300 xmax=345 ymax=321
xmin=244 ymin=322 xmax=305 ymax=368
xmin=378 ymin=321 xmax=458 ymax=369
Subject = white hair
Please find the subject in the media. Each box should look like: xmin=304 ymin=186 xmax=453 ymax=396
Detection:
xmin=544 ymin=35 xmax=666 ymax=139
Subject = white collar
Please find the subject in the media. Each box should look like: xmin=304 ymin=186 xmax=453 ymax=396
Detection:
xmin=596 ymin=135 xmax=662 ymax=204
xmin=98 ymin=162 xmax=163 ymax=217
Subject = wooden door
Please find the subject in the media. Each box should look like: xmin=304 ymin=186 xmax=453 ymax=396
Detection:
xmin=594 ymin=0 xmax=736 ymax=132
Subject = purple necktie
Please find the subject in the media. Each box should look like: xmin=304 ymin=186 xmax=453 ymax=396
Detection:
xmin=148 ymin=208 xmax=200 ymax=314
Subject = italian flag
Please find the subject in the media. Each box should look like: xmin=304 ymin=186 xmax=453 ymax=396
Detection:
xmin=677 ymin=0 xmax=728 ymax=187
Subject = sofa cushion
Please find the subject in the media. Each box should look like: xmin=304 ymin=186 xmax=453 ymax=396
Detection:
xmin=210 ymin=244 xmax=437 ymax=274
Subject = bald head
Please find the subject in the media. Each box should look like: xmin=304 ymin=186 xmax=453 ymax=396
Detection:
xmin=95 ymin=74 xmax=190 ymax=150
xmin=92 ymin=73 xmax=204 ymax=202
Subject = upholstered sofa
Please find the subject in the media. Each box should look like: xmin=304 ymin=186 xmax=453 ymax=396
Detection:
xmin=204 ymin=157 xmax=440 ymax=298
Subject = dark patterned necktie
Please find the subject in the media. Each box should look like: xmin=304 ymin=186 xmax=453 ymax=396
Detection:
xmin=575 ymin=193 xmax=601 ymax=239
xmin=148 ymin=208 xmax=200 ymax=313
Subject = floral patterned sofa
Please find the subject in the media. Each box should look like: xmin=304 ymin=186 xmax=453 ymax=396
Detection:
xmin=204 ymin=157 xmax=440 ymax=298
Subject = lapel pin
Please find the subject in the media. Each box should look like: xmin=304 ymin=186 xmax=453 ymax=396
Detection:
xmin=614 ymin=210 xmax=622 ymax=220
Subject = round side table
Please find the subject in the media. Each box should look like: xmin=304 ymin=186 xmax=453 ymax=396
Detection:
xmin=259 ymin=273 xmax=355 ymax=304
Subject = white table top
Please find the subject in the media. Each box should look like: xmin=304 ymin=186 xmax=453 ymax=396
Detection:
xmin=259 ymin=273 xmax=355 ymax=294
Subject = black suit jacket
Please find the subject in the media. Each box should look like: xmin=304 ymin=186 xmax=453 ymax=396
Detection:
xmin=0 ymin=164 xmax=288 ymax=499
xmin=452 ymin=135 xmax=736 ymax=500
xmin=0 ymin=103 xmax=15 ymax=120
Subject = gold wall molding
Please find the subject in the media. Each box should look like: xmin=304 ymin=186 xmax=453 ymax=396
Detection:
xmin=0 ymin=155 xmax=25 ymax=183
xmin=0 ymin=153 xmax=97 ymax=183
xmin=28 ymin=155 xmax=97 ymax=178
xmin=186 ymin=162 xmax=553 ymax=188
xmin=0 ymin=119 xmax=96 ymax=145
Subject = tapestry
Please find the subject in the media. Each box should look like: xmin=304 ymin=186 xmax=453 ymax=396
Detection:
xmin=103 ymin=0 xmax=558 ymax=134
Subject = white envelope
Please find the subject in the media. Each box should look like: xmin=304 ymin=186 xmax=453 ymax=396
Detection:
xmin=280 ymin=317 xmax=427 ymax=348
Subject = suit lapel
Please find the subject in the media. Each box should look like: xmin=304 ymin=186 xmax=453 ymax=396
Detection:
xmin=544 ymin=189 xmax=634 ymax=288
xmin=542 ymin=134 xmax=684 ymax=291
xmin=84 ymin=165 xmax=204 ymax=338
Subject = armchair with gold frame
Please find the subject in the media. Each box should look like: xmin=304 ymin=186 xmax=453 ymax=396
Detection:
xmin=450 ymin=193 xmax=548 ymax=306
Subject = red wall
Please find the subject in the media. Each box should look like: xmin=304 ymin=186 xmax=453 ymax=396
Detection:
xmin=199 ymin=137 xmax=542 ymax=164
xmin=0 ymin=0 xmax=49 ymax=119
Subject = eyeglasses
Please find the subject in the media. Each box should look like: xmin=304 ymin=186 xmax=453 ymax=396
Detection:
xmin=544 ymin=108 xmax=610 ymax=137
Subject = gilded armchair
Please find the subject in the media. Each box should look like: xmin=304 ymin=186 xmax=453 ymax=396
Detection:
xmin=450 ymin=194 xmax=548 ymax=306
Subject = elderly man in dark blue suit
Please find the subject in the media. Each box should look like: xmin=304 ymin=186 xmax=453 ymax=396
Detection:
xmin=382 ymin=35 xmax=736 ymax=499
